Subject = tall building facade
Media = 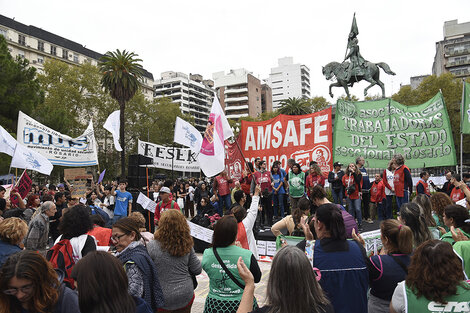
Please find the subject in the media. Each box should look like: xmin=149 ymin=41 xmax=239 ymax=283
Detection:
xmin=153 ymin=71 xmax=214 ymax=132
xmin=266 ymin=57 xmax=311 ymax=110
xmin=433 ymin=19 xmax=470 ymax=79
xmin=213 ymin=68 xmax=272 ymax=120
xmin=0 ymin=14 xmax=154 ymax=100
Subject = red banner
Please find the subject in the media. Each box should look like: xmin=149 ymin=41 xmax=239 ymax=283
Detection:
xmin=10 ymin=170 xmax=32 ymax=206
xmin=224 ymin=138 xmax=245 ymax=182
xmin=240 ymin=108 xmax=333 ymax=174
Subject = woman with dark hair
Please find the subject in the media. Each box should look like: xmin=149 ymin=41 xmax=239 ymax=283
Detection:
xmin=440 ymin=205 xmax=470 ymax=243
xmin=271 ymin=197 xmax=311 ymax=237
xmin=390 ymin=240 xmax=470 ymax=312
xmin=0 ymin=250 xmax=80 ymax=313
xmin=147 ymin=210 xmax=201 ymax=312
xmin=240 ymin=162 xmax=254 ymax=209
xmin=342 ymin=162 xmax=363 ymax=230
xmin=306 ymin=163 xmax=325 ymax=199
xmin=309 ymin=203 xmax=368 ymax=313
xmin=353 ymin=219 xmax=413 ymax=313
xmin=392 ymin=154 xmax=412 ymax=209
xmin=177 ymin=182 xmax=188 ymax=214
xmin=71 ymin=251 xmax=152 ymax=313
xmin=271 ymin=163 xmax=286 ymax=218
xmin=398 ymin=203 xmax=432 ymax=248
xmin=236 ymin=245 xmax=333 ymax=313
xmin=412 ymin=193 xmax=439 ymax=238
xmin=112 ymin=217 xmax=164 ymax=312
xmin=55 ymin=204 xmax=96 ymax=261
xmin=430 ymin=192 xmax=453 ymax=232
xmin=202 ymin=215 xmax=262 ymax=313
xmin=285 ymin=163 xmax=306 ymax=211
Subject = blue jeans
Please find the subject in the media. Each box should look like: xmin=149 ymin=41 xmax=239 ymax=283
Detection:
xmin=377 ymin=202 xmax=385 ymax=221
xmin=396 ymin=191 xmax=409 ymax=213
xmin=385 ymin=195 xmax=394 ymax=219
xmin=112 ymin=215 xmax=124 ymax=225
xmin=272 ymin=193 xmax=285 ymax=217
xmin=219 ymin=194 xmax=231 ymax=216
xmin=347 ymin=197 xmax=362 ymax=226
xmin=332 ymin=188 xmax=344 ymax=205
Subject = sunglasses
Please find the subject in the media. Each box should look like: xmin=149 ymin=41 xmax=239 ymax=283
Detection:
xmin=3 ymin=284 xmax=34 ymax=295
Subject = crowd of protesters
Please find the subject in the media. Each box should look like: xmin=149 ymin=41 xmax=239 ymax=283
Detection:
xmin=0 ymin=152 xmax=470 ymax=313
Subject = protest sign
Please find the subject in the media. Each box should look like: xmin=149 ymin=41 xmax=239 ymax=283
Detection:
xmin=97 ymin=169 xmax=106 ymax=184
xmin=17 ymin=111 xmax=98 ymax=167
xmin=360 ymin=229 xmax=383 ymax=255
xmin=138 ymin=139 xmax=200 ymax=172
xmin=64 ymin=168 xmax=86 ymax=180
xmin=240 ymin=108 xmax=333 ymax=174
xmin=10 ymin=170 xmax=32 ymax=207
xmin=187 ymin=221 xmax=213 ymax=243
xmin=71 ymin=180 xmax=87 ymax=198
xmin=136 ymin=192 xmax=157 ymax=213
xmin=334 ymin=92 xmax=457 ymax=168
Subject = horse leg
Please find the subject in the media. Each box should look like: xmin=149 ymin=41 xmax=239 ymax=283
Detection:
xmin=376 ymin=79 xmax=385 ymax=98
xmin=329 ymin=82 xmax=342 ymax=98
xmin=342 ymin=82 xmax=351 ymax=99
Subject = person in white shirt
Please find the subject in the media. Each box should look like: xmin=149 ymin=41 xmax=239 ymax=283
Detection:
xmin=100 ymin=186 xmax=115 ymax=220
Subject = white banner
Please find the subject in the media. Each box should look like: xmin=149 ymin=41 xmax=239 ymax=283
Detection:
xmin=187 ymin=221 xmax=213 ymax=243
xmin=136 ymin=192 xmax=157 ymax=213
xmin=138 ymin=139 xmax=200 ymax=172
xmin=17 ymin=111 xmax=98 ymax=167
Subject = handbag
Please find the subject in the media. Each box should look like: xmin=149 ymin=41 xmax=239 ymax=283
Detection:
xmin=213 ymin=247 xmax=245 ymax=289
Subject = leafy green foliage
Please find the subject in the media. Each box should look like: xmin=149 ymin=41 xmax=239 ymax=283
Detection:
xmin=0 ymin=35 xmax=43 ymax=132
xmin=307 ymin=96 xmax=330 ymax=112
xmin=278 ymin=97 xmax=312 ymax=115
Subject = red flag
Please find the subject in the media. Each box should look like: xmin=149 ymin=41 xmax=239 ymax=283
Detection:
xmin=225 ymin=138 xmax=245 ymax=183
xmin=10 ymin=170 xmax=32 ymax=206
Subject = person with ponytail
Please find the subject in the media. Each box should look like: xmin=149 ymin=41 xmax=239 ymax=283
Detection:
xmin=354 ymin=220 xmax=413 ymax=313
xmin=440 ymin=204 xmax=470 ymax=244
xmin=271 ymin=197 xmax=311 ymax=238
xmin=398 ymin=203 xmax=432 ymax=248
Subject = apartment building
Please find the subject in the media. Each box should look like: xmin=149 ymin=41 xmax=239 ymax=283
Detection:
xmin=154 ymin=71 xmax=214 ymax=132
xmin=433 ymin=19 xmax=470 ymax=79
xmin=266 ymin=57 xmax=311 ymax=110
xmin=0 ymin=14 xmax=154 ymax=100
xmin=213 ymin=68 xmax=272 ymax=120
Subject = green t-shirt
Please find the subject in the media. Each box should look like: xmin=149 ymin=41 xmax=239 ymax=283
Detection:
xmin=440 ymin=228 xmax=470 ymax=244
xmin=202 ymin=245 xmax=252 ymax=301
xmin=288 ymin=171 xmax=305 ymax=198
xmin=453 ymin=241 xmax=470 ymax=279
xmin=405 ymin=282 xmax=470 ymax=312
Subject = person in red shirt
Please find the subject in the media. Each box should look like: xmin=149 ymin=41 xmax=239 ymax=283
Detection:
xmin=370 ymin=174 xmax=385 ymax=222
xmin=449 ymin=174 xmax=469 ymax=203
xmin=392 ymin=154 xmax=412 ymax=211
xmin=342 ymin=163 xmax=363 ymax=230
xmin=416 ymin=171 xmax=431 ymax=196
xmin=154 ymin=187 xmax=180 ymax=225
xmin=250 ymin=160 xmax=273 ymax=226
xmin=88 ymin=215 xmax=112 ymax=246
xmin=213 ymin=171 xmax=233 ymax=216
xmin=306 ymin=163 xmax=325 ymax=199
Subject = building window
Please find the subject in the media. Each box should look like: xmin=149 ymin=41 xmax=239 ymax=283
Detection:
xmin=62 ymin=49 xmax=68 ymax=59
xmin=18 ymin=34 xmax=26 ymax=46
xmin=73 ymin=54 xmax=79 ymax=63
xmin=50 ymin=45 xmax=56 ymax=56
xmin=17 ymin=50 xmax=25 ymax=59
xmin=37 ymin=41 xmax=44 ymax=51
xmin=0 ymin=28 xmax=7 ymax=38
xmin=38 ymin=56 xmax=44 ymax=64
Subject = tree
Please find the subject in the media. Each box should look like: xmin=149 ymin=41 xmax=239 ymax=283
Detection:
xmin=307 ymin=96 xmax=330 ymax=112
xmin=278 ymin=97 xmax=312 ymax=115
xmin=99 ymin=49 xmax=144 ymax=176
xmin=0 ymin=35 xmax=43 ymax=133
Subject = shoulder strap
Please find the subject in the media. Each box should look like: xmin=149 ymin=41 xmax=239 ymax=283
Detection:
xmin=390 ymin=254 xmax=408 ymax=274
xmin=212 ymin=247 xmax=245 ymax=289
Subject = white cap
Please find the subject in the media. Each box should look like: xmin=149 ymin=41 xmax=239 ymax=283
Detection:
xmin=159 ymin=187 xmax=171 ymax=194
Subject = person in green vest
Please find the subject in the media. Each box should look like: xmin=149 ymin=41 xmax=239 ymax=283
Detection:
xmin=202 ymin=215 xmax=261 ymax=313
xmin=284 ymin=163 xmax=306 ymax=211
xmin=390 ymin=240 xmax=470 ymax=313
xmin=440 ymin=204 xmax=470 ymax=244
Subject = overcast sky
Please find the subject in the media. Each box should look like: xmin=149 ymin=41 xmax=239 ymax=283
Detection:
xmin=2 ymin=0 xmax=470 ymax=102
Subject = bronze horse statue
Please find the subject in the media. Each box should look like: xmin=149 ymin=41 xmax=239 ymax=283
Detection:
xmin=322 ymin=61 xmax=396 ymax=99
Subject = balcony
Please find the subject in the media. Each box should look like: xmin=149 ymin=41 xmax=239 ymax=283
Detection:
xmin=445 ymin=48 xmax=470 ymax=57
xmin=225 ymin=96 xmax=248 ymax=103
xmin=226 ymin=113 xmax=249 ymax=119
xmin=225 ymin=87 xmax=248 ymax=94
xmin=445 ymin=59 xmax=470 ymax=68
xmin=225 ymin=104 xmax=249 ymax=111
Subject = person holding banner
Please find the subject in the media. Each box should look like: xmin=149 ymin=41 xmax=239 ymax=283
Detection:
xmin=284 ymin=163 xmax=306 ymax=212
xmin=342 ymin=163 xmax=363 ymax=230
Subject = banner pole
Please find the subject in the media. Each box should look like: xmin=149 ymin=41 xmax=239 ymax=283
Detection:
xmin=460 ymin=80 xmax=465 ymax=174
xmin=234 ymin=136 xmax=254 ymax=174
xmin=461 ymin=132 xmax=463 ymax=174
xmin=146 ymin=165 xmax=151 ymax=231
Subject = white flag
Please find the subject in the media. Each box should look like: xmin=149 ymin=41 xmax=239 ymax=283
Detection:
xmin=11 ymin=144 xmax=53 ymax=175
xmin=174 ymin=117 xmax=202 ymax=154
xmin=136 ymin=192 xmax=157 ymax=213
xmin=0 ymin=125 xmax=17 ymax=156
xmin=103 ymin=110 xmax=122 ymax=151
xmin=198 ymin=95 xmax=234 ymax=177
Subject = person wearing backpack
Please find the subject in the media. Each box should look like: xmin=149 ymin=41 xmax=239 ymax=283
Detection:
xmin=154 ymin=187 xmax=180 ymax=226
xmin=0 ymin=250 xmax=80 ymax=313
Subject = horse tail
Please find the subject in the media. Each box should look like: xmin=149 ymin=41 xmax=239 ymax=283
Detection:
xmin=376 ymin=62 xmax=396 ymax=75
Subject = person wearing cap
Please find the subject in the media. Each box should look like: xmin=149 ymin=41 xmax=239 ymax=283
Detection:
xmin=154 ymin=187 xmax=180 ymax=226
xmin=328 ymin=162 xmax=344 ymax=205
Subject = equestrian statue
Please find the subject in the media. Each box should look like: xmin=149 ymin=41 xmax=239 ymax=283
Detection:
xmin=322 ymin=14 xmax=396 ymax=99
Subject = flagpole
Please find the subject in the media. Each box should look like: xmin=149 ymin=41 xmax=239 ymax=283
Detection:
xmin=461 ymin=80 xmax=465 ymax=174
xmin=234 ymin=136 xmax=254 ymax=175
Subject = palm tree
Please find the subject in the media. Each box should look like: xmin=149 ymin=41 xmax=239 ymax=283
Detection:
xmin=99 ymin=49 xmax=143 ymax=176
xmin=278 ymin=97 xmax=312 ymax=115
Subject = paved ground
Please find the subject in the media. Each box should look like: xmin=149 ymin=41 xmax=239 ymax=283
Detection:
xmin=190 ymin=219 xmax=381 ymax=312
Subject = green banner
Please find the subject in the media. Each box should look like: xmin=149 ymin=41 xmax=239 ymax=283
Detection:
xmin=461 ymin=81 xmax=470 ymax=134
xmin=333 ymin=92 xmax=457 ymax=168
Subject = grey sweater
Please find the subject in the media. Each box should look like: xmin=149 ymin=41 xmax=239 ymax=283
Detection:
xmin=146 ymin=239 xmax=201 ymax=310
xmin=24 ymin=213 xmax=49 ymax=251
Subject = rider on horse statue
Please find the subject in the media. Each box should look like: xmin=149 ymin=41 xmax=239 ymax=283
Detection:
xmin=344 ymin=33 xmax=366 ymax=82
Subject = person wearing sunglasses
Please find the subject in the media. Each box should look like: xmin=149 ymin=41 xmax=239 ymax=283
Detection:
xmin=0 ymin=250 xmax=80 ymax=313
xmin=112 ymin=217 xmax=164 ymax=312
